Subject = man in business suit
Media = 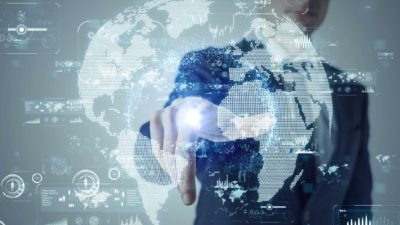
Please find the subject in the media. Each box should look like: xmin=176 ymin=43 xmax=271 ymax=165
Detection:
xmin=134 ymin=0 xmax=372 ymax=224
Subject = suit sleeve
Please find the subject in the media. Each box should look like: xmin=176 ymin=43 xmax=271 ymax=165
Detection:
xmin=343 ymin=93 xmax=373 ymax=205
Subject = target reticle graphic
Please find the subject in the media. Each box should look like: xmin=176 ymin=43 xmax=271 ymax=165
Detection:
xmin=72 ymin=170 xmax=100 ymax=197
xmin=1 ymin=174 xmax=25 ymax=199
xmin=6 ymin=10 xmax=36 ymax=43
xmin=0 ymin=3 xmax=60 ymax=54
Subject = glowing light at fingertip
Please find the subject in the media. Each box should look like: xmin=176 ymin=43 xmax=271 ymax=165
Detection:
xmin=182 ymin=108 xmax=202 ymax=130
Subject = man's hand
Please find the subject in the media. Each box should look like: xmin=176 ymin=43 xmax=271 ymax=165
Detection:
xmin=150 ymin=97 xmax=212 ymax=205
xmin=149 ymin=97 xmax=275 ymax=205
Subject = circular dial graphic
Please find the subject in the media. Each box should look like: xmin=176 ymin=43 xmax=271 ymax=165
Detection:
xmin=1 ymin=174 xmax=25 ymax=199
xmin=107 ymin=167 xmax=121 ymax=181
xmin=72 ymin=170 xmax=100 ymax=197
xmin=89 ymin=216 xmax=100 ymax=225
xmin=32 ymin=173 xmax=43 ymax=184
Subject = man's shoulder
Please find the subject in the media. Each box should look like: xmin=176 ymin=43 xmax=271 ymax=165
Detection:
xmin=322 ymin=63 xmax=368 ymax=130
xmin=322 ymin=63 xmax=367 ymax=96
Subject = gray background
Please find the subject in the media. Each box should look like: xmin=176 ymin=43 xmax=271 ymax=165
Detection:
xmin=314 ymin=0 xmax=400 ymax=205
xmin=0 ymin=0 xmax=398 ymax=224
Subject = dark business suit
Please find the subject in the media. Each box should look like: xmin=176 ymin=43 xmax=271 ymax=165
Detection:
xmin=135 ymin=39 xmax=372 ymax=225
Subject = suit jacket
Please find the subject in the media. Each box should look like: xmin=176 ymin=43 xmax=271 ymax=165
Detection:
xmin=134 ymin=39 xmax=372 ymax=225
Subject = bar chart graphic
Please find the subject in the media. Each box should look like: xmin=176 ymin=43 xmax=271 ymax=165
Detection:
xmin=335 ymin=205 xmax=400 ymax=225
xmin=344 ymin=214 xmax=395 ymax=225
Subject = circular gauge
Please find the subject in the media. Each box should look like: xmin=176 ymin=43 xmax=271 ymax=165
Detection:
xmin=75 ymin=217 xmax=84 ymax=225
xmin=72 ymin=170 xmax=100 ymax=197
xmin=32 ymin=173 xmax=43 ymax=184
xmin=108 ymin=167 xmax=121 ymax=181
xmin=1 ymin=174 xmax=25 ymax=199
xmin=89 ymin=216 xmax=100 ymax=225
xmin=51 ymin=116 xmax=59 ymax=124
